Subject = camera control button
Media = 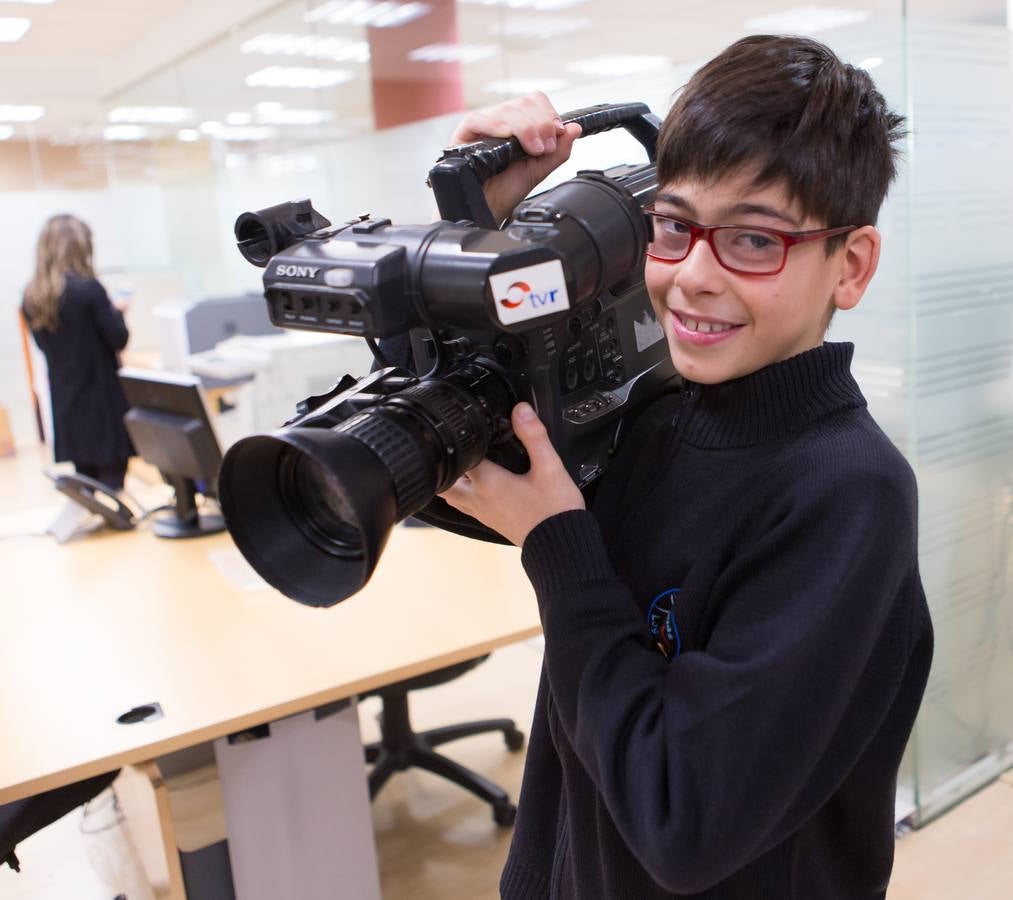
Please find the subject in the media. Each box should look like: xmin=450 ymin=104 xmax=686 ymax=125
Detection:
xmin=515 ymin=205 xmax=556 ymax=223
xmin=564 ymin=364 xmax=579 ymax=391
xmin=323 ymin=268 xmax=355 ymax=288
xmin=351 ymin=218 xmax=391 ymax=233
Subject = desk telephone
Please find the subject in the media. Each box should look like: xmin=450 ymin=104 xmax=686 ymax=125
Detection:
xmin=46 ymin=472 xmax=137 ymax=540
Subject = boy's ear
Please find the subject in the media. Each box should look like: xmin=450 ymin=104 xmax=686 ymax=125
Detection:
xmin=833 ymin=226 xmax=881 ymax=312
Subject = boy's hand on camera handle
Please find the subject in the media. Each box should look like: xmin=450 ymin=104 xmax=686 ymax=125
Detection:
xmin=450 ymin=92 xmax=582 ymax=225
xmin=438 ymin=401 xmax=585 ymax=547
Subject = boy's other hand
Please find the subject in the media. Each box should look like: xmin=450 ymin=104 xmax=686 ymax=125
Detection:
xmin=449 ymin=92 xmax=582 ymax=225
xmin=438 ymin=401 xmax=585 ymax=547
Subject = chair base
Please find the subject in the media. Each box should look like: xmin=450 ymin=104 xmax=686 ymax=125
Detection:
xmin=364 ymin=694 xmax=524 ymax=827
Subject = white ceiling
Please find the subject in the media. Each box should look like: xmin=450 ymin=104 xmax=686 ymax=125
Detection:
xmin=0 ymin=0 xmax=1006 ymax=146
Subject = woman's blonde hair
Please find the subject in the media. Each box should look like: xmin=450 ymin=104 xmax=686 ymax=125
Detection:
xmin=23 ymin=214 xmax=95 ymax=332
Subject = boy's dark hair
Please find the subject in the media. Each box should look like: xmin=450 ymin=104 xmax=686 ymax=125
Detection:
xmin=657 ymin=35 xmax=906 ymax=250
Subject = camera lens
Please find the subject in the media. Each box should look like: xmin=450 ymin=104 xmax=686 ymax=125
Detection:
xmin=218 ymin=362 xmax=515 ymax=607
xmin=282 ymin=450 xmax=364 ymax=559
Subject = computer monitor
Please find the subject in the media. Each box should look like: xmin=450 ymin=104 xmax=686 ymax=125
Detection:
xmin=119 ymin=367 xmax=226 ymax=539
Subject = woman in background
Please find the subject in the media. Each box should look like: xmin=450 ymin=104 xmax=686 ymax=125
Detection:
xmin=21 ymin=214 xmax=134 ymax=490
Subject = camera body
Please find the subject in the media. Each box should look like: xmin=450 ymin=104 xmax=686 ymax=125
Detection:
xmin=220 ymin=103 xmax=679 ymax=605
xmin=262 ymin=164 xmax=668 ymax=474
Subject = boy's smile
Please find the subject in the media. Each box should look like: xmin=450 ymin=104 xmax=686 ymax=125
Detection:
xmin=644 ymin=169 xmax=866 ymax=385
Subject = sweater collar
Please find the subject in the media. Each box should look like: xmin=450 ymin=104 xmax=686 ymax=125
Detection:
xmin=680 ymin=341 xmax=867 ymax=449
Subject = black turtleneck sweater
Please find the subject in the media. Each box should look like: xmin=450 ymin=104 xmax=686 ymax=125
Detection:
xmin=500 ymin=342 xmax=934 ymax=900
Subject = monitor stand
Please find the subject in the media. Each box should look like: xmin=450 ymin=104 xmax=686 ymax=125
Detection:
xmin=153 ymin=475 xmax=226 ymax=539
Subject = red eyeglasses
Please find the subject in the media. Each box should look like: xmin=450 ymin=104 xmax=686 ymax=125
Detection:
xmin=645 ymin=209 xmax=857 ymax=276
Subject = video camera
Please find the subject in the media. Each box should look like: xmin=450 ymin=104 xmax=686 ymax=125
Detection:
xmin=218 ymin=102 xmax=678 ymax=607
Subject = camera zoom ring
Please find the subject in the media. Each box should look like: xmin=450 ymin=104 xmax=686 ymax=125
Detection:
xmin=340 ymin=413 xmax=434 ymax=517
xmin=401 ymin=383 xmax=482 ymax=462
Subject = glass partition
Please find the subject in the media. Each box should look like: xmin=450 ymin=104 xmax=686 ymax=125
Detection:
xmin=894 ymin=3 xmax=1013 ymax=823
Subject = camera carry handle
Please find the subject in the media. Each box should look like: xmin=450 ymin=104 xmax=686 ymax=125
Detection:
xmin=428 ymin=102 xmax=660 ymax=229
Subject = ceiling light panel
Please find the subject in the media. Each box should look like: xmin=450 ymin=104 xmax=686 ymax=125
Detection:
xmin=177 ymin=128 xmax=201 ymax=142
xmin=495 ymin=16 xmax=591 ymax=40
xmin=196 ymin=120 xmax=278 ymax=141
xmin=484 ymin=77 xmax=568 ymax=94
xmin=459 ymin=0 xmax=588 ymax=10
xmin=244 ymin=66 xmax=354 ymax=89
xmin=408 ymin=43 xmax=499 ymax=63
xmin=0 ymin=104 xmax=45 ymax=121
xmin=107 ymin=106 xmax=191 ymax=124
xmin=215 ymin=125 xmax=279 ymax=142
xmin=744 ymin=6 xmax=872 ymax=33
xmin=255 ymin=106 xmax=333 ymax=125
xmin=565 ymin=55 xmax=671 ymax=77
xmin=304 ymin=1 xmax=431 ymax=28
xmin=241 ymin=33 xmax=370 ymax=63
xmin=0 ymin=126 xmax=14 ymax=140
xmin=103 ymin=125 xmax=151 ymax=141
xmin=0 ymin=17 xmax=31 ymax=42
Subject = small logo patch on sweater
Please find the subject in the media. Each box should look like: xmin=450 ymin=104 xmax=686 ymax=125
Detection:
xmin=648 ymin=588 xmax=682 ymax=660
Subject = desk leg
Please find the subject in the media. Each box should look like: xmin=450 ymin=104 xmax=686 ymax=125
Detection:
xmin=213 ymin=700 xmax=381 ymax=900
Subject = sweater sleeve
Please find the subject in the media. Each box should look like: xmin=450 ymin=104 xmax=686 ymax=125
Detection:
xmin=84 ymin=279 xmax=129 ymax=352
xmin=520 ymin=464 xmax=918 ymax=894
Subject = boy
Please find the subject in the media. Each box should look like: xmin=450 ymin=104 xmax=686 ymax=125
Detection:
xmin=440 ymin=35 xmax=933 ymax=900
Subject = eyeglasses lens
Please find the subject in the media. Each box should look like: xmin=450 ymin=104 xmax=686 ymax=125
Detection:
xmin=647 ymin=214 xmax=788 ymax=274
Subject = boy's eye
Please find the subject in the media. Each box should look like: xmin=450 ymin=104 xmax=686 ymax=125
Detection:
xmin=728 ymin=229 xmax=781 ymax=252
xmin=659 ymin=217 xmax=690 ymax=235
xmin=743 ymin=232 xmax=775 ymax=249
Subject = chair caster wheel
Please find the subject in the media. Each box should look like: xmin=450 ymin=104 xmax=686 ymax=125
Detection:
xmin=494 ymin=802 xmax=517 ymax=827
xmin=504 ymin=727 xmax=525 ymax=752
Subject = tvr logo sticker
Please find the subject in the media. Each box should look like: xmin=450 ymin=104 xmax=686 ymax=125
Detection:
xmin=489 ymin=261 xmax=570 ymax=326
xmin=498 ymin=281 xmax=563 ymax=311
xmin=499 ymin=281 xmax=530 ymax=309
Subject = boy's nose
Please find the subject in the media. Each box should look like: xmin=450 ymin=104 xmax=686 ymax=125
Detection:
xmin=673 ymin=237 xmax=725 ymax=296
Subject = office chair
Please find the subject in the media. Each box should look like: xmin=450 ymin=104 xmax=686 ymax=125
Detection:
xmin=362 ymin=655 xmax=525 ymax=826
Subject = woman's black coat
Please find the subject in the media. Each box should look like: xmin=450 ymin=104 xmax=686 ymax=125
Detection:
xmin=26 ymin=274 xmax=134 ymax=467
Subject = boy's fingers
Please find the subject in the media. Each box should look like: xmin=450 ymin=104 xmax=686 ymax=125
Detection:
xmin=511 ymin=403 xmax=561 ymax=474
xmin=457 ymin=95 xmax=563 ymax=152
xmin=451 ymin=111 xmax=511 ymax=144
xmin=534 ymin=122 xmax=581 ymax=169
xmin=460 ymin=458 xmax=507 ymax=492
xmin=436 ymin=461 xmax=500 ymax=507
xmin=498 ymin=106 xmax=555 ymax=155
xmin=562 ymin=121 xmax=582 ymax=144
xmin=521 ymin=91 xmax=561 ymax=127
xmin=515 ymin=94 xmax=562 ymax=150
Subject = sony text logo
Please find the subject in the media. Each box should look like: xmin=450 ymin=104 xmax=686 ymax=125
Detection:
xmin=275 ymin=264 xmax=320 ymax=278
xmin=498 ymin=280 xmax=562 ymax=311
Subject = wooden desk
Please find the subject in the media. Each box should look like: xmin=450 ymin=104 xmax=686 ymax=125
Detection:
xmin=0 ymin=457 xmax=541 ymax=897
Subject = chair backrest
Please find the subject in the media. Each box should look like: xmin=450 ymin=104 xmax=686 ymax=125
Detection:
xmin=364 ymin=654 xmax=491 ymax=700
xmin=0 ymin=770 xmax=119 ymax=871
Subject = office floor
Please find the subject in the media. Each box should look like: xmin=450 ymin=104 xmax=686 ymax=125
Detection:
xmin=3 ymin=641 xmax=1012 ymax=900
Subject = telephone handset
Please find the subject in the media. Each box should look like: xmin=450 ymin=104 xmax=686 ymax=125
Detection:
xmin=47 ymin=472 xmax=137 ymax=533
